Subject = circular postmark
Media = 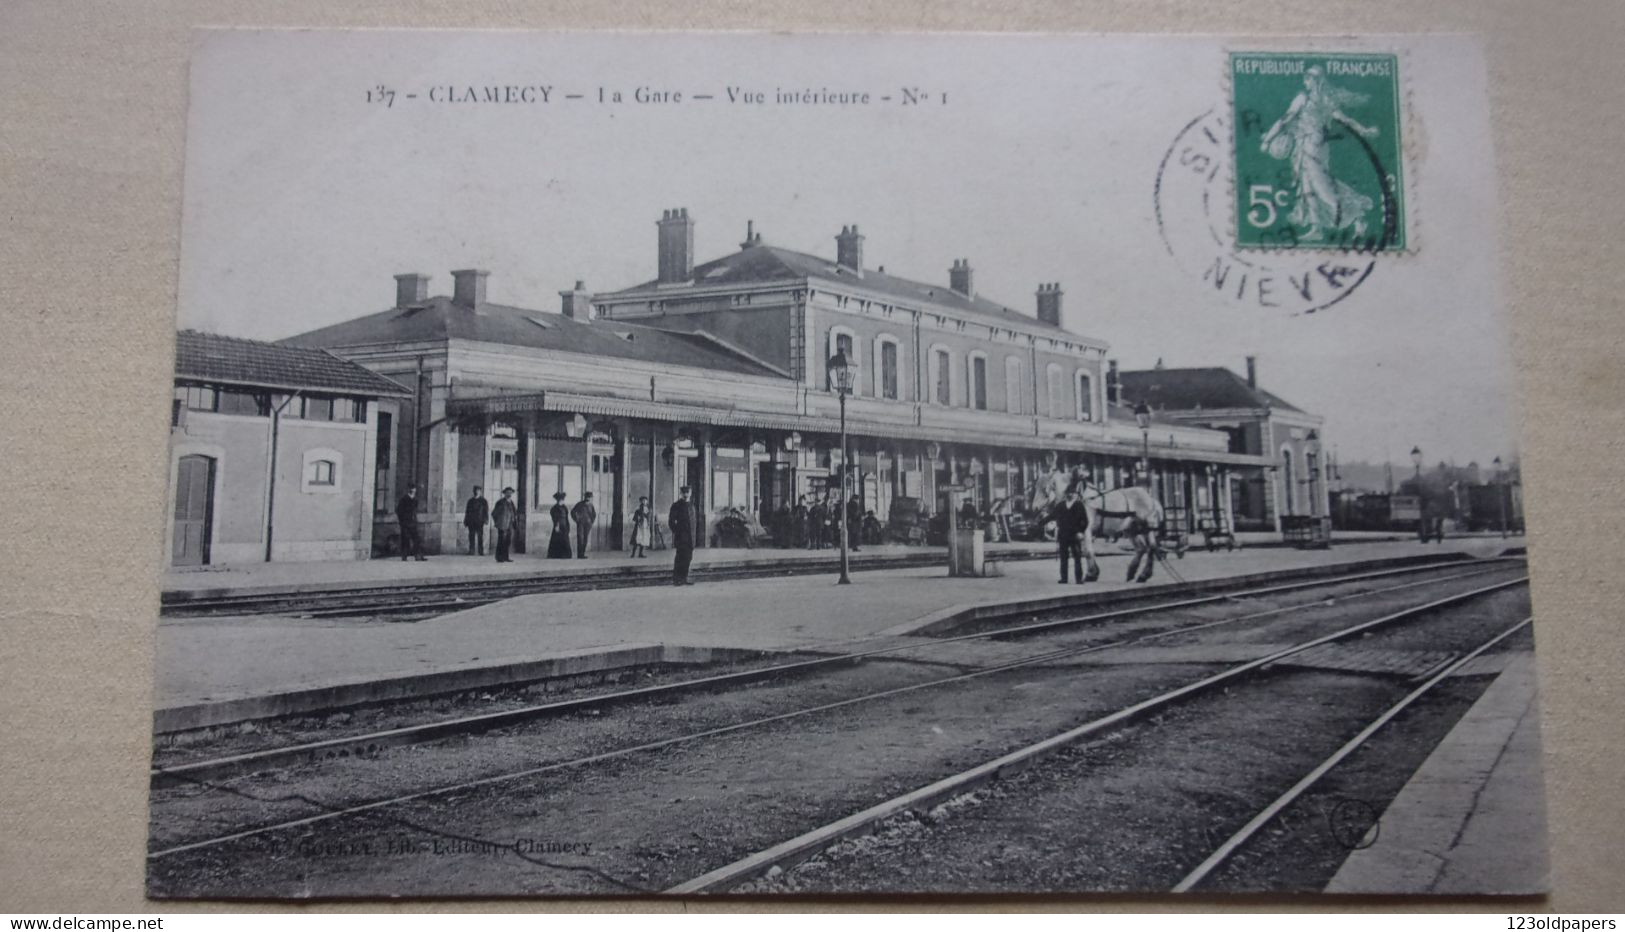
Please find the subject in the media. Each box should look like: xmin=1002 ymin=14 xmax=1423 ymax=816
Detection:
xmin=1326 ymin=796 xmax=1381 ymax=850
xmin=1154 ymin=108 xmax=1387 ymax=316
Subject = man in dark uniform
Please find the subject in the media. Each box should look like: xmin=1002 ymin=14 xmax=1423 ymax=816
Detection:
xmin=491 ymin=487 xmax=518 ymax=563
xmin=807 ymin=495 xmax=827 ymax=550
xmin=463 ymin=485 xmax=489 ymax=556
xmin=571 ymin=492 xmax=598 ymax=558
xmin=396 ymin=486 xmax=426 ymax=561
xmin=669 ymin=486 xmax=696 ymax=585
xmin=846 ymin=495 xmax=863 ymax=552
xmin=1055 ymin=487 xmax=1089 ymax=583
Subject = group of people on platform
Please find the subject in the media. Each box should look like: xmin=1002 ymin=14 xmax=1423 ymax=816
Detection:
xmin=419 ymin=483 xmax=699 ymax=586
xmin=394 ymin=485 xmax=522 ymax=563
xmin=763 ymin=493 xmax=875 ymax=551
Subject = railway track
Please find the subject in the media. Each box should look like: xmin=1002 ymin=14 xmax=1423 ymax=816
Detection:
xmin=665 ymin=574 xmax=1529 ymax=893
xmin=148 ymin=558 xmax=1528 ymax=895
xmin=150 ymin=557 xmax=1513 ymax=786
xmin=158 ymin=550 xmax=1019 ymax=618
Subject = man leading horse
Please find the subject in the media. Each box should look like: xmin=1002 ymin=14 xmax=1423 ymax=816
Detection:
xmin=1034 ymin=464 xmax=1166 ymax=584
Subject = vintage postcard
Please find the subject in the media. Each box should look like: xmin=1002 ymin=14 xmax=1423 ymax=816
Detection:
xmin=149 ymin=30 xmax=1544 ymax=898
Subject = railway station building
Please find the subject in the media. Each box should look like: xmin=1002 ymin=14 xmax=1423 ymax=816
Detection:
xmin=1117 ymin=359 xmax=1330 ymax=532
xmin=280 ymin=210 xmax=1291 ymax=557
xmin=167 ymin=330 xmax=409 ymax=566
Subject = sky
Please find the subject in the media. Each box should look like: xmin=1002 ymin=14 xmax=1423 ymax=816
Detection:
xmin=178 ymin=30 xmax=1516 ymax=467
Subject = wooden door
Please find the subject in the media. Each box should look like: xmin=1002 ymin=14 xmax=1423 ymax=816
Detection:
xmin=172 ymin=454 xmax=215 ymax=566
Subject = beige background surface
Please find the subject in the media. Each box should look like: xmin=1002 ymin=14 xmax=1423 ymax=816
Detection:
xmin=1 ymin=0 xmax=1621 ymax=914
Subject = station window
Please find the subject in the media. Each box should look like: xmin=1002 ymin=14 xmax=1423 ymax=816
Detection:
xmin=1005 ymin=357 xmax=1023 ymax=414
xmin=304 ymin=396 xmax=335 ymax=421
xmin=970 ymin=355 xmax=988 ymax=410
xmin=1076 ymin=373 xmax=1094 ymax=422
xmin=309 ymin=459 xmax=336 ymax=486
xmin=177 ymin=385 xmax=217 ymax=412
xmin=933 ymin=349 xmax=952 ymax=405
xmin=880 ymin=341 xmax=899 ymax=400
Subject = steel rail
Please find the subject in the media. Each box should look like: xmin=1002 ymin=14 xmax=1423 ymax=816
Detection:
xmin=1168 ymin=615 xmax=1535 ymax=893
xmin=159 ymin=551 xmax=1492 ymax=618
xmin=664 ymin=576 xmax=1529 ymax=894
xmin=152 ymin=561 xmax=1514 ymax=786
xmin=160 ymin=551 xmax=983 ymax=617
xmin=151 ymin=571 xmax=1525 ymax=863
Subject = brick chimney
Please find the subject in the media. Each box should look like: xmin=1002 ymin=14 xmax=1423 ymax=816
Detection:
xmin=836 ymin=224 xmax=865 ymax=274
xmin=1036 ymin=282 xmax=1063 ymax=328
xmin=394 ymin=273 xmax=429 ymax=309
xmin=451 ymin=269 xmax=488 ymax=309
xmin=1107 ymin=359 xmax=1121 ymax=406
xmin=949 ymin=258 xmax=974 ymax=297
xmin=560 ymin=280 xmax=594 ymax=321
xmin=657 ymin=208 xmax=695 ymax=284
xmin=1245 ymin=355 xmax=1258 ymax=388
xmin=740 ymin=220 xmax=763 ymax=250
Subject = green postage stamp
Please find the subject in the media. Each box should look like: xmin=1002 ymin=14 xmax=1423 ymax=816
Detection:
xmin=1231 ymin=52 xmax=1406 ymax=252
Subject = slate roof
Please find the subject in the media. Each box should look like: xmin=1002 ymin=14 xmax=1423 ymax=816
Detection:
xmin=601 ymin=243 xmax=1077 ymax=336
xmin=279 ymin=297 xmax=783 ymax=379
xmin=1117 ymin=367 xmax=1304 ymax=414
xmin=174 ymin=330 xmax=410 ymax=396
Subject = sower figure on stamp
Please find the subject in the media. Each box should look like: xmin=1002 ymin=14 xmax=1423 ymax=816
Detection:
xmin=547 ymin=491 xmax=573 ymax=559
xmin=491 ymin=487 xmax=517 ymax=563
xmin=669 ymin=485 xmax=696 ymax=586
xmin=571 ymin=492 xmax=597 ymax=558
xmin=1259 ymin=65 xmax=1381 ymax=243
xmin=396 ymin=486 xmax=427 ymax=561
xmin=1055 ymin=487 xmax=1089 ymax=584
xmin=463 ymin=485 xmax=489 ymax=556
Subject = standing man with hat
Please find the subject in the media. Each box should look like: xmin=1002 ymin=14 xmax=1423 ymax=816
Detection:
xmin=571 ymin=492 xmax=598 ymax=558
xmin=396 ymin=486 xmax=426 ymax=562
xmin=463 ymin=485 xmax=489 ymax=556
xmin=1054 ymin=486 xmax=1090 ymax=584
xmin=669 ymin=486 xmax=697 ymax=585
xmin=491 ymin=487 xmax=518 ymax=563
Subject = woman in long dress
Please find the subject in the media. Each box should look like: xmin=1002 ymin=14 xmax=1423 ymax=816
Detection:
xmin=547 ymin=492 xmax=573 ymax=558
xmin=629 ymin=496 xmax=653 ymax=558
xmin=1259 ymin=65 xmax=1382 ymax=243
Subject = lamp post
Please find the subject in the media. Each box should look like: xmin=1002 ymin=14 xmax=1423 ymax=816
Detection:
xmin=1410 ymin=445 xmax=1426 ymax=542
xmin=1493 ymin=455 xmax=1507 ymax=538
xmin=827 ymin=350 xmax=856 ymax=585
xmin=1134 ymin=401 xmax=1152 ymax=488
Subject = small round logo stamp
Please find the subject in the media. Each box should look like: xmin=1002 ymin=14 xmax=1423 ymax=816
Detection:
xmin=1155 ymin=108 xmax=1380 ymax=316
xmin=1327 ymin=796 xmax=1381 ymax=850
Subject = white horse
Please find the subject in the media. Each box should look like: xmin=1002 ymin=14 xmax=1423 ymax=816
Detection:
xmin=1028 ymin=465 xmax=1164 ymax=583
xmin=1079 ymin=481 xmax=1165 ymax=583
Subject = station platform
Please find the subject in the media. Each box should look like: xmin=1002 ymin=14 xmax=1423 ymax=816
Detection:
xmin=154 ymin=536 xmax=1518 ymax=720
xmin=1326 ymin=652 xmax=1549 ymax=895
xmin=159 ymin=529 xmax=1420 ymax=602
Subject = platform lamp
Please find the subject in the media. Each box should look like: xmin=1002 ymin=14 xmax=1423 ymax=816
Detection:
xmin=827 ymin=350 xmax=857 ymax=585
xmin=1134 ymin=401 xmax=1152 ymax=486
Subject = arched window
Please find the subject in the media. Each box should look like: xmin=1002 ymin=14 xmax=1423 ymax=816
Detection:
xmin=1076 ymin=370 xmax=1094 ymax=422
xmin=1004 ymin=357 xmax=1023 ymax=414
xmin=874 ymin=334 xmax=901 ymax=401
xmin=967 ymin=352 xmax=989 ymax=410
xmin=301 ymin=447 xmax=344 ymax=494
xmin=827 ymin=326 xmax=859 ymax=394
xmin=1045 ymin=364 xmax=1065 ymax=418
xmin=929 ymin=345 xmax=953 ymax=406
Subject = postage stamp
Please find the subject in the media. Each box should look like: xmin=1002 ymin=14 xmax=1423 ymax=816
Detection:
xmin=1230 ymin=52 xmax=1406 ymax=252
